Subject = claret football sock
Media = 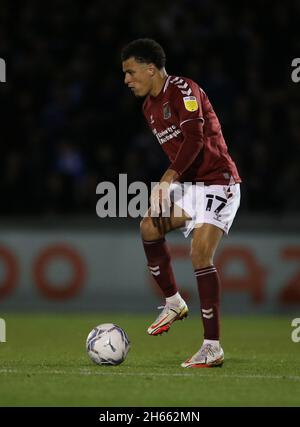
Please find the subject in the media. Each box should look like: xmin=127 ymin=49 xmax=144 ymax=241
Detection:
xmin=143 ymin=238 xmax=178 ymax=298
xmin=194 ymin=265 xmax=221 ymax=340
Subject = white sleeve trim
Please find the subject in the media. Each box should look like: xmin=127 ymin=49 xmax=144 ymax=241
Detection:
xmin=180 ymin=117 xmax=204 ymax=128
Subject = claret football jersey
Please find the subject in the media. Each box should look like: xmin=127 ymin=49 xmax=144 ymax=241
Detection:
xmin=142 ymin=75 xmax=241 ymax=185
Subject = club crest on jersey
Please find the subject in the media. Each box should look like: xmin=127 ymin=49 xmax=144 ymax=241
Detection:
xmin=183 ymin=96 xmax=198 ymax=112
xmin=163 ymin=102 xmax=171 ymax=119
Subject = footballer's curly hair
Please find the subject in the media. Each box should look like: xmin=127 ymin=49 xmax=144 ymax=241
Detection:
xmin=121 ymin=38 xmax=166 ymax=70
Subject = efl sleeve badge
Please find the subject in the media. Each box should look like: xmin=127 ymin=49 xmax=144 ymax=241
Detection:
xmin=183 ymin=96 xmax=198 ymax=112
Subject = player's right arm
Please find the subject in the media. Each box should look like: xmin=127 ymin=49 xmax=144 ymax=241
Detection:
xmin=169 ymin=80 xmax=205 ymax=179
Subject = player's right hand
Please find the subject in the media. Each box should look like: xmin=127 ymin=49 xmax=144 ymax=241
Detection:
xmin=150 ymin=182 xmax=171 ymax=218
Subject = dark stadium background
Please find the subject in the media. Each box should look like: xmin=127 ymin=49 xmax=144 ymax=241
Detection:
xmin=0 ymin=0 xmax=299 ymax=216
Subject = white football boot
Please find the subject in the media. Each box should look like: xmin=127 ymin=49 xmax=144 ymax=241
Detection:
xmin=181 ymin=342 xmax=224 ymax=368
xmin=147 ymin=300 xmax=188 ymax=336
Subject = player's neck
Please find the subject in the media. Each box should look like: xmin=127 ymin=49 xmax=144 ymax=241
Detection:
xmin=150 ymin=69 xmax=168 ymax=97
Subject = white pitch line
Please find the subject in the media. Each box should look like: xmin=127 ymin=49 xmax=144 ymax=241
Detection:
xmin=0 ymin=369 xmax=300 ymax=382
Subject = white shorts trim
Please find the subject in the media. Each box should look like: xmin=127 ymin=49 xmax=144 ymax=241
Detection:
xmin=170 ymin=182 xmax=241 ymax=237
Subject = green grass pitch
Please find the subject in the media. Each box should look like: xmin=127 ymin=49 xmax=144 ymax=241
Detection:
xmin=0 ymin=313 xmax=300 ymax=406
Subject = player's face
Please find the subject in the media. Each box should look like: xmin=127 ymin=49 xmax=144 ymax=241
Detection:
xmin=122 ymin=57 xmax=154 ymax=97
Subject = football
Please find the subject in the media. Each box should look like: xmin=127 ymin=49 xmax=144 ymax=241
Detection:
xmin=86 ymin=323 xmax=130 ymax=366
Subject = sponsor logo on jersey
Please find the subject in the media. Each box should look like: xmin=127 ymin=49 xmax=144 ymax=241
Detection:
xmin=153 ymin=125 xmax=182 ymax=145
xmin=183 ymin=96 xmax=198 ymax=112
xmin=163 ymin=102 xmax=171 ymax=119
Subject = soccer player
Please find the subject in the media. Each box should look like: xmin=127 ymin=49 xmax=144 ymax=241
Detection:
xmin=121 ymin=39 xmax=241 ymax=368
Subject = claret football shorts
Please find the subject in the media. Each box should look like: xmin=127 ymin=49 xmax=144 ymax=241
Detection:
xmin=170 ymin=181 xmax=241 ymax=237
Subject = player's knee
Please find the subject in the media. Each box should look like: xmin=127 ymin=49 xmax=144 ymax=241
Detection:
xmin=190 ymin=244 xmax=214 ymax=268
xmin=140 ymin=217 xmax=161 ymax=240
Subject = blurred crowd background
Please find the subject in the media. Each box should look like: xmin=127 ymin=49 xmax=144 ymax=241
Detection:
xmin=0 ymin=0 xmax=299 ymax=216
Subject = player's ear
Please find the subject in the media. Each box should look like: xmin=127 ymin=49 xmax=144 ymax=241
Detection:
xmin=147 ymin=64 xmax=155 ymax=77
